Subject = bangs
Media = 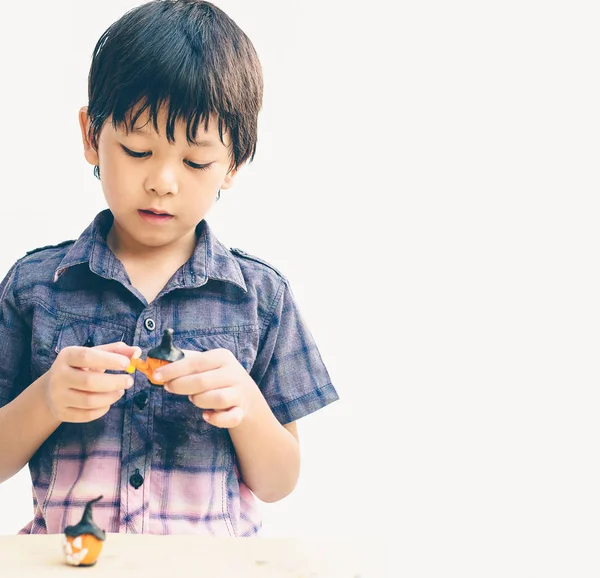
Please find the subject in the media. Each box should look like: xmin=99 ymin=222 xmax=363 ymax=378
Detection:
xmin=106 ymin=83 xmax=229 ymax=149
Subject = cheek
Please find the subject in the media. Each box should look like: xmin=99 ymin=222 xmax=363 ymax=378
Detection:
xmin=182 ymin=169 xmax=226 ymax=207
xmin=100 ymin=155 xmax=137 ymax=204
xmin=181 ymin=192 xmax=217 ymax=224
xmin=202 ymin=165 xmax=232 ymax=192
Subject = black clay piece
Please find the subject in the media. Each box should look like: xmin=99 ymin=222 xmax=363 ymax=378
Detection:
xmin=64 ymin=496 xmax=106 ymax=541
xmin=147 ymin=328 xmax=185 ymax=362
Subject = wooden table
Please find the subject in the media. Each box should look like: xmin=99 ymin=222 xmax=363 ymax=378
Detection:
xmin=0 ymin=534 xmax=388 ymax=577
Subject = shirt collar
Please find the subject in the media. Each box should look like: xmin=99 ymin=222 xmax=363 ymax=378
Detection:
xmin=54 ymin=209 xmax=247 ymax=292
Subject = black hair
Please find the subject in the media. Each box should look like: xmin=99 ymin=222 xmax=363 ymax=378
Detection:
xmin=86 ymin=0 xmax=263 ymax=170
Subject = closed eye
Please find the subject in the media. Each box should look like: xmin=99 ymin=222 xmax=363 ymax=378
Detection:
xmin=121 ymin=145 xmax=212 ymax=171
xmin=185 ymin=160 xmax=213 ymax=171
xmin=121 ymin=145 xmax=150 ymax=158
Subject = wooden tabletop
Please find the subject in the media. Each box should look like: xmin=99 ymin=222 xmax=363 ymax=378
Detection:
xmin=0 ymin=534 xmax=388 ymax=577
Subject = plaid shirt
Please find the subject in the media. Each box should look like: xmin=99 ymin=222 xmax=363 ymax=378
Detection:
xmin=0 ymin=210 xmax=338 ymax=536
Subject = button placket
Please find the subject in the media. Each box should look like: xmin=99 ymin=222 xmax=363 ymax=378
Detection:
xmin=119 ymin=310 xmax=159 ymax=532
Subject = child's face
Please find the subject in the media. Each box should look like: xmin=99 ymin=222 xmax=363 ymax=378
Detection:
xmin=79 ymin=105 xmax=237 ymax=252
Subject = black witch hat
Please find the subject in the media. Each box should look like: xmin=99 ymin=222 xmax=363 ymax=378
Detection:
xmin=147 ymin=328 xmax=185 ymax=362
xmin=64 ymin=495 xmax=106 ymax=541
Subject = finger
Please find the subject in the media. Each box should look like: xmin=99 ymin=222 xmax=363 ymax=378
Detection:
xmin=188 ymin=387 xmax=237 ymax=410
xmin=94 ymin=342 xmax=142 ymax=359
xmin=154 ymin=348 xmax=231 ymax=383
xmin=88 ymin=342 xmax=141 ymax=374
xmin=68 ymin=368 xmax=134 ymax=393
xmin=67 ymin=389 xmax=125 ymax=410
xmin=63 ymin=345 xmax=133 ymax=372
xmin=64 ymin=406 xmax=112 ymax=423
xmin=202 ymin=407 xmax=243 ymax=429
xmin=165 ymin=368 xmax=231 ymax=396
xmin=83 ymin=341 xmax=142 ymax=373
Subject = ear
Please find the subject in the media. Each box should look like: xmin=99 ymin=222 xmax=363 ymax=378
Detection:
xmin=220 ymin=164 xmax=239 ymax=190
xmin=78 ymin=107 xmax=99 ymax=166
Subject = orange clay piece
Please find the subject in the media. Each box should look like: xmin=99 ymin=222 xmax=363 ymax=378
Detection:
xmin=126 ymin=329 xmax=184 ymax=384
xmin=126 ymin=356 xmax=170 ymax=384
xmin=64 ymin=534 xmax=104 ymax=566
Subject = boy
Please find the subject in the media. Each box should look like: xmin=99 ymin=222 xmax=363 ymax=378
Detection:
xmin=0 ymin=0 xmax=338 ymax=537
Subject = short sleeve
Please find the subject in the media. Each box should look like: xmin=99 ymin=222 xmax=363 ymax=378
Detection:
xmin=249 ymin=278 xmax=339 ymax=424
xmin=0 ymin=261 xmax=31 ymax=409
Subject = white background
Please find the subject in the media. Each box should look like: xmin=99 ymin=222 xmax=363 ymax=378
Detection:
xmin=1 ymin=1 xmax=599 ymax=576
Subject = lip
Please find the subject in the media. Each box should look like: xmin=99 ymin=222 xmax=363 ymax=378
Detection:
xmin=140 ymin=208 xmax=173 ymax=216
xmin=138 ymin=209 xmax=174 ymax=224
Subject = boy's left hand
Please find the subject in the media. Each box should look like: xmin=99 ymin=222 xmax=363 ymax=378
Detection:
xmin=152 ymin=348 xmax=259 ymax=429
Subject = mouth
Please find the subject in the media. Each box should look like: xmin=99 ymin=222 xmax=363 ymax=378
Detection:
xmin=138 ymin=209 xmax=174 ymax=223
xmin=139 ymin=209 xmax=173 ymax=216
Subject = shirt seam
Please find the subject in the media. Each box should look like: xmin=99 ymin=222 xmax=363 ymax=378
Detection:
xmin=258 ymin=278 xmax=285 ymax=344
xmin=9 ymin=260 xmax=23 ymax=310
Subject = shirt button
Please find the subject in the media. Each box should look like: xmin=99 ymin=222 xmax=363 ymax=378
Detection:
xmin=144 ymin=318 xmax=156 ymax=331
xmin=129 ymin=469 xmax=144 ymax=489
xmin=134 ymin=390 xmax=149 ymax=410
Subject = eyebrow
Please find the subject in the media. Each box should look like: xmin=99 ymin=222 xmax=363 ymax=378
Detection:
xmin=189 ymin=139 xmax=217 ymax=148
xmin=129 ymin=126 xmax=217 ymax=148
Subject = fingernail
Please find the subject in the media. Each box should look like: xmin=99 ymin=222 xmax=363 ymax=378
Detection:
xmin=127 ymin=377 xmax=134 ymax=387
xmin=153 ymin=372 xmax=163 ymax=382
xmin=133 ymin=348 xmax=142 ymax=359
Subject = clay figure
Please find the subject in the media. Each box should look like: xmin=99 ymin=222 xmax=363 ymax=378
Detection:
xmin=62 ymin=495 xmax=106 ymax=566
xmin=126 ymin=328 xmax=185 ymax=384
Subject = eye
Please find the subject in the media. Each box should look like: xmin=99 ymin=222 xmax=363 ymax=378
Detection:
xmin=185 ymin=160 xmax=213 ymax=171
xmin=121 ymin=145 xmax=150 ymax=158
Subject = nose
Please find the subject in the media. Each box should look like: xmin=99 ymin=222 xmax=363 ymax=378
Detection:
xmin=145 ymin=162 xmax=179 ymax=196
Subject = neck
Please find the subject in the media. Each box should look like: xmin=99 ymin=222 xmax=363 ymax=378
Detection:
xmin=106 ymin=222 xmax=197 ymax=271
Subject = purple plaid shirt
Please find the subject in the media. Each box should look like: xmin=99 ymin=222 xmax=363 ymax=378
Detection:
xmin=0 ymin=210 xmax=338 ymax=536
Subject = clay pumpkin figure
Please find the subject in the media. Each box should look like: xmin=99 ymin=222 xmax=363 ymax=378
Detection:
xmin=126 ymin=328 xmax=185 ymax=384
xmin=62 ymin=495 xmax=106 ymax=566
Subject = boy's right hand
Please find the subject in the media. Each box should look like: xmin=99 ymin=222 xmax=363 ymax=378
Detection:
xmin=44 ymin=342 xmax=141 ymax=423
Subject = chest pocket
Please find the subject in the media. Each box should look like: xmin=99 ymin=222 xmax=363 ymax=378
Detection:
xmin=159 ymin=332 xmax=240 ymax=437
xmin=31 ymin=315 xmax=126 ymax=380
xmin=54 ymin=319 xmax=126 ymax=353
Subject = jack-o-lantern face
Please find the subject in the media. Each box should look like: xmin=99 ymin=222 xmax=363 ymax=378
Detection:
xmin=63 ymin=533 xmax=104 ymax=566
